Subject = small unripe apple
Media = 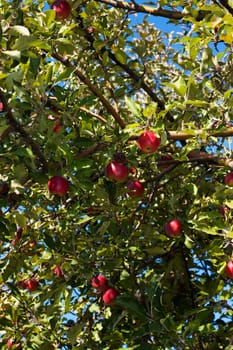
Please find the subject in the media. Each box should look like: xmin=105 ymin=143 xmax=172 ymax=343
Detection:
xmin=91 ymin=275 xmax=108 ymax=291
xmin=158 ymin=155 xmax=173 ymax=169
xmin=224 ymin=173 xmax=233 ymax=187
xmin=127 ymin=180 xmax=144 ymax=198
xmin=137 ymin=131 xmax=161 ymax=154
xmin=226 ymin=260 xmax=233 ymax=279
xmin=48 ymin=176 xmax=69 ymax=196
xmin=54 ymin=265 xmax=65 ymax=279
xmin=165 ymin=219 xmax=182 ymax=238
xmin=51 ymin=0 xmax=71 ymax=20
xmin=102 ymin=287 xmax=119 ymax=305
xmin=105 ymin=161 xmax=129 ymax=183
xmin=25 ymin=277 xmax=39 ymax=291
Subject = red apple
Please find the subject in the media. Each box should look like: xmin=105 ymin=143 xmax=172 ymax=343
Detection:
xmin=165 ymin=219 xmax=182 ymax=238
xmin=48 ymin=176 xmax=69 ymax=196
xmin=226 ymin=260 xmax=233 ymax=279
xmin=7 ymin=337 xmax=13 ymax=349
xmin=25 ymin=277 xmax=39 ymax=291
xmin=224 ymin=173 xmax=233 ymax=187
xmin=53 ymin=121 xmax=63 ymax=133
xmin=105 ymin=161 xmax=129 ymax=183
xmin=54 ymin=265 xmax=65 ymax=279
xmin=48 ymin=114 xmax=63 ymax=133
xmin=102 ymin=287 xmax=119 ymax=305
xmin=0 ymin=101 xmax=4 ymax=113
xmin=158 ymin=155 xmax=173 ymax=169
xmin=91 ymin=275 xmax=108 ymax=291
xmin=127 ymin=180 xmax=144 ymax=198
xmin=137 ymin=131 xmax=161 ymax=154
xmin=51 ymin=0 xmax=71 ymax=20
xmin=11 ymin=227 xmax=23 ymax=245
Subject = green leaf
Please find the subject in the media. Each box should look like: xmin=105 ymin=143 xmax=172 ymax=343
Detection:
xmin=125 ymin=96 xmax=141 ymax=117
xmin=115 ymin=295 xmax=148 ymax=321
xmin=9 ymin=25 xmax=30 ymax=36
xmin=14 ymin=35 xmax=51 ymax=51
xmin=166 ymin=76 xmax=187 ymax=97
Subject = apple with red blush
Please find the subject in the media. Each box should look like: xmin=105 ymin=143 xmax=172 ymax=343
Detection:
xmin=226 ymin=260 xmax=233 ymax=279
xmin=102 ymin=287 xmax=119 ymax=305
xmin=7 ymin=337 xmax=13 ymax=349
xmin=91 ymin=275 xmax=108 ymax=291
xmin=137 ymin=131 xmax=160 ymax=154
xmin=127 ymin=180 xmax=144 ymax=198
xmin=48 ymin=176 xmax=69 ymax=196
xmin=105 ymin=161 xmax=129 ymax=183
xmin=54 ymin=265 xmax=65 ymax=279
xmin=224 ymin=173 xmax=233 ymax=187
xmin=0 ymin=101 xmax=4 ymax=113
xmin=25 ymin=277 xmax=39 ymax=291
xmin=165 ymin=219 xmax=182 ymax=238
xmin=51 ymin=0 xmax=71 ymax=20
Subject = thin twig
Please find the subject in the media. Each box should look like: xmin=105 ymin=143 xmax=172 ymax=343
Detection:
xmin=0 ymin=88 xmax=48 ymax=172
xmin=52 ymin=52 xmax=126 ymax=129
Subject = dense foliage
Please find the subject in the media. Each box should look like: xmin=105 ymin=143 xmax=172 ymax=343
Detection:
xmin=1 ymin=0 xmax=233 ymax=349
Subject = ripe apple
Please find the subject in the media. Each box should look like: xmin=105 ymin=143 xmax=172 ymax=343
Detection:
xmin=0 ymin=181 xmax=9 ymax=195
xmin=11 ymin=227 xmax=23 ymax=245
xmin=224 ymin=173 xmax=233 ymax=187
xmin=0 ymin=101 xmax=4 ymax=113
xmin=48 ymin=176 xmax=69 ymax=196
xmin=53 ymin=121 xmax=63 ymax=133
xmin=137 ymin=131 xmax=161 ymax=154
xmin=127 ymin=180 xmax=144 ymax=198
xmin=54 ymin=265 xmax=65 ymax=279
xmin=165 ymin=219 xmax=182 ymax=238
xmin=51 ymin=0 xmax=71 ymax=20
xmin=102 ymin=287 xmax=119 ymax=305
xmin=105 ymin=161 xmax=129 ymax=182
xmin=158 ymin=155 xmax=173 ymax=169
xmin=25 ymin=277 xmax=39 ymax=291
xmin=7 ymin=337 xmax=13 ymax=349
xmin=91 ymin=275 xmax=108 ymax=291
xmin=226 ymin=260 xmax=233 ymax=279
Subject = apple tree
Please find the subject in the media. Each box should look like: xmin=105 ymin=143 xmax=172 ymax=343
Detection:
xmin=1 ymin=0 xmax=233 ymax=348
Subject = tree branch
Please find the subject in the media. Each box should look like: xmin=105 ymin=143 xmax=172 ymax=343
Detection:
xmin=76 ymin=21 xmax=175 ymax=122
xmin=79 ymin=106 xmax=111 ymax=126
xmin=0 ymin=88 xmax=48 ymax=172
xmin=97 ymin=0 xmax=208 ymax=20
xmin=98 ymin=0 xmax=183 ymax=19
xmin=52 ymin=52 xmax=126 ymax=129
xmin=215 ymin=0 xmax=233 ymax=16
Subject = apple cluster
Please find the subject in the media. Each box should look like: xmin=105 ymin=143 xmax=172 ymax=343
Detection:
xmin=105 ymin=130 xmax=162 ymax=199
xmin=91 ymin=275 xmax=119 ymax=305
